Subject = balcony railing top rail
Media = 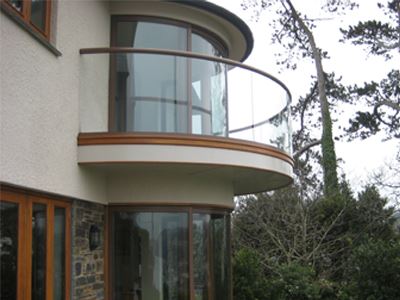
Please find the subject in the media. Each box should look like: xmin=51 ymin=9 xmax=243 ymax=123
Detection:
xmin=80 ymin=47 xmax=292 ymax=99
xmin=79 ymin=47 xmax=293 ymax=155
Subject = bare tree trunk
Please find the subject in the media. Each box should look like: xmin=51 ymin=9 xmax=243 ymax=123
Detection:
xmin=285 ymin=0 xmax=340 ymax=198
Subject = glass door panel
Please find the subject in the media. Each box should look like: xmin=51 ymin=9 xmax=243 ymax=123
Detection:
xmin=0 ymin=201 xmax=19 ymax=300
xmin=32 ymin=203 xmax=47 ymax=300
xmin=210 ymin=214 xmax=229 ymax=299
xmin=191 ymin=59 xmax=227 ymax=136
xmin=112 ymin=211 xmax=189 ymax=300
xmin=113 ymin=20 xmax=189 ymax=133
xmin=53 ymin=207 xmax=66 ymax=300
xmin=193 ymin=214 xmax=210 ymax=300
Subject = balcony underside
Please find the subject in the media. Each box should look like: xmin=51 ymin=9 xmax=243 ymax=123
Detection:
xmin=78 ymin=133 xmax=293 ymax=195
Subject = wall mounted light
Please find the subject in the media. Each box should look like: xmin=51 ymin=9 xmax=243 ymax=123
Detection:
xmin=89 ymin=225 xmax=101 ymax=251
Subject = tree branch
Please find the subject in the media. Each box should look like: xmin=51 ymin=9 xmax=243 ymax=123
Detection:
xmin=294 ymin=140 xmax=321 ymax=159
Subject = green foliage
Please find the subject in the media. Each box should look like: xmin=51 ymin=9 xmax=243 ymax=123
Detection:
xmin=266 ymin=263 xmax=321 ymax=300
xmin=346 ymin=69 xmax=400 ymax=140
xmin=341 ymin=20 xmax=398 ymax=59
xmin=233 ymin=184 xmax=398 ymax=299
xmin=233 ymin=249 xmax=268 ymax=300
xmin=341 ymin=0 xmax=400 ymax=140
xmin=345 ymin=239 xmax=400 ymax=299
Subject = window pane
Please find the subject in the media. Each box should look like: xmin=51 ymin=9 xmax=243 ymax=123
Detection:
xmin=210 ymin=214 xmax=229 ymax=299
xmin=30 ymin=0 xmax=47 ymax=32
xmin=193 ymin=213 xmax=230 ymax=300
xmin=113 ymin=53 xmax=188 ymax=133
xmin=116 ymin=21 xmax=187 ymax=50
xmin=112 ymin=211 xmax=189 ymax=300
xmin=192 ymin=33 xmax=224 ymax=57
xmin=192 ymin=59 xmax=227 ymax=136
xmin=0 ymin=201 xmax=19 ymax=300
xmin=7 ymin=0 xmax=23 ymax=12
xmin=113 ymin=21 xmax=188 ymax=133
xmin=193 ymin=214 xmax=210 ymax=300
xmin=53 ymin=207 xmax=66 ymax=300
xmin=32 ymin=203 xmax=47 ymax=300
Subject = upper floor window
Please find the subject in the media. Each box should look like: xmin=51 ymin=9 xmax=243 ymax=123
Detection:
xmin=110 ymin=16 xmax=229 ymax=134
xmin=111 ymin=16 xmax=228 ymax=57
xmin=2 ymin=0 xmax=52 ymax=39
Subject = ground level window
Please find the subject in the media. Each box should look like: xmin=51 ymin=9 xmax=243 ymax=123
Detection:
xmin=110 ymin=207 xmax=231 ymax=300
xmin=0 ymin=187 xmax=71 ymax=300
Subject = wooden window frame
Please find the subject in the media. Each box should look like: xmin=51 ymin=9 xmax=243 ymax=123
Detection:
xmin=0 ymin=187 xmax=71 ymax=300
xmin=1 ymin=0 xmax=52 ymax=39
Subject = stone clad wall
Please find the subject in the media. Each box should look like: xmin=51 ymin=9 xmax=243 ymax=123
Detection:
xmin=72 ymin=200 xmax=106 ymax=300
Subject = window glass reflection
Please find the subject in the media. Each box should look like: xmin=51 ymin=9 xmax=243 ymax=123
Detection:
xmin=32 ymin=203 xmax=47 ymax=300
xmin=53 ymin=207 xmax=66 ymax=300
xmin=210 ymin=214 xmax=229 ymax=299
xmin=193 ymin=213 xmax=230 ymax=300
xmin=193 ymin=214 xmax=210 ymax=300
xmin=114 ymin=53 xmax=188 ymax=132
xmin=0 ymin=201 xmax=19 ymax=300
xmin=8 ymin=0 xmax=23 ymax=11
xmin=191 ymin=59 xmax=227 ymax=136
xmin=30 ymin=0 xmax=47 ymax=32
xmin=113 ymin=212 xmax=189 ymax=300
xmin=191 ymin=33 xmax=224 ymax=57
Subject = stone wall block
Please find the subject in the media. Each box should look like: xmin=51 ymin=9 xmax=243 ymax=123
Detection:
xmin=72 ymin=200 xmax=106 ymax=300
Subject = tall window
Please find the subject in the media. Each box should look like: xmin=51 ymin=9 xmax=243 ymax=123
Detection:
xmin=0 ymin=188 xmax=71 ymax=300
xmin=110 ymin=207 xmax=232 ymax=300
xmin=110 ymin=17 xmax=228 ymax=136
xmin=1 ymin=0 xmax=52 ymax=39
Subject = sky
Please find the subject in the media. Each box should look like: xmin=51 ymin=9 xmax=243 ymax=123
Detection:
xmin=211 ymin=0 xmax=399 ymax=199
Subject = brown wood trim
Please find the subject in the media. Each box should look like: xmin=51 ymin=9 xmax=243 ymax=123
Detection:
xmin=77 ymin=132 xmax=294 ymax=166
xmin=108 ymin=202 xmax=234 ymax=211
xmin=0 ymin=186 xmax=72 ymax=300
xmin=45 ymin=0 xmax=51 ymax=39
xmin=79 ymin=47 xmax=291 ymax=97
xmin=0 ymin=183 xmax=73 ymax=204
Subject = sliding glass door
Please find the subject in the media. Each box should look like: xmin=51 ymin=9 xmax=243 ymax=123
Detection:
xmin=110 ymin=207 xmax=231 ymax=300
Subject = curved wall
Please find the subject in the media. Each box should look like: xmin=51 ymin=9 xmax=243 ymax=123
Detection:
xmin=106 ymin=170 xmax=234 ymax=207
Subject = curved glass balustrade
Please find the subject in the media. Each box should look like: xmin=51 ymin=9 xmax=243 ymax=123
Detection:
xmin=79 ymin=49 xmax=292 ymax=154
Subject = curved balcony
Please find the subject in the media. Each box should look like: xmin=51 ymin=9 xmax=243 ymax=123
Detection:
xmin=78 ymin=48 xmax=293 ymax=194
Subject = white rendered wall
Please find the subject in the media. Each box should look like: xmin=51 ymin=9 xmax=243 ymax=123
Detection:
xmin=107 ymin=171 xmax=234 ymax=207
xmin=0 ymin=0 xmax=110 ymax=203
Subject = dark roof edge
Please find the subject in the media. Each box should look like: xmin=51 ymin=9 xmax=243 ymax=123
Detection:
xmin=168 ymin=0 xmax=254 ymax=61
